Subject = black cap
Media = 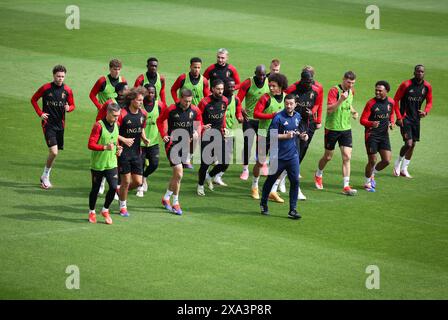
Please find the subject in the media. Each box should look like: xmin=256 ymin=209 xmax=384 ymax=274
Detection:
xmin=115 ymin=82 xmax=128 ymax=94
xmin=300 ymin=71 xmax=313 ymax=81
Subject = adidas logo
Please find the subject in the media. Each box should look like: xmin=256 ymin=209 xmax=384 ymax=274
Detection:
xmin=375 ymin=107 xmax=380 ymax=112
xmin=409 ymin=89 xmax=414 ymax=93
xmin=284 ymin=121 xmax=289 ymax=125
xmin=127 ymin=120 xmax=132 ymax=124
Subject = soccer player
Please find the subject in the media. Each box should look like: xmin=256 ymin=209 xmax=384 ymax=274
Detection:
xmin=252 ymin=73 xmax=288 ymax=201
xmin=134 ymin=57 xmax=167 ymax=106
xmin=171 ymin=57 xmax=211 ymax=106
xmin=87 ymin=103 xmax=123 ymax=224
xmin=157 ymin=89 xmax=202 ymax=215
xmin=283 ymin=70 xmax=323 ymax=200
xmin=136 ymin=85 xmax=165 ymax=197
xmin=203 ymin=48 xmax=241 ymax=89
xmin=393 ymin=65 xmax=433 ymax=178
xmin=237 ymin=65 xmax=270 ymax=180
xmin=360 ymin=81 xmax=396 ymax=192
xmin=116 ymin=87 xmax=150 ymax=217
xmin=31 ymin=65 xmax=76 ymax=189
xmin=266 ymin=58 xmax=281 ymax=77
xmin=211 ymin=78 xmax=243 ymax=186
xmin=196 ymin=80 xmax=229 ymax=196
xmin=260 ymin=94 xmax=308 ymax=220
xmin=95 ymin=82 xmax=128 ymax=196
xmin=89 ymin=59 xmax=127 ymax=111
xmin=314 ymin=71 xmax=359 ymax=196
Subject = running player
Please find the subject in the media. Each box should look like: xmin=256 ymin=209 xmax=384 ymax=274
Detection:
xmin=196 ymin=80 xmax=229 ymax=196
xmin=157 ymin=89 xmax=202 ymax=215
xmin=171 ymin=57 xmax=211 ymax=106
xmin=237 ymin=65 xmax=270 ymax=180
xmin=393 ymin=65 xmax=433 ymax=178
xmin=116 ymin=87 xmax=149 ymax=217
xmin=136 ymin=85 xmax=165 ymax=197
xmin=203 ymin=48 xmax=241 ymax=89
xmin=134 ymin=57 xmax=167 ymax=106
xmin=31 ymin=65 xmax=76 ymax=189
xmin=360 ymin=81 xmax=396 ymax=192
xmin=260 ymin=94 xmax=308 ymax=220
xmin=89 ymin=59 xmax=127 ymax=111
xmin=252 ymin=73 xmax=288 ymax=201
xmin=283 ymin=70 xmax=322 ymax=200
xmin=314 ymin=71 xmax=359 ymax=195
xmin=211 ymin=78 xmax=243 ymax=186
xmin=87 ymin=103 xmax=122 ymax=224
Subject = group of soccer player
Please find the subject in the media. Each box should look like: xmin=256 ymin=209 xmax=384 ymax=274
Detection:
xmin=30 ymin=48 xmax=433 ymax=223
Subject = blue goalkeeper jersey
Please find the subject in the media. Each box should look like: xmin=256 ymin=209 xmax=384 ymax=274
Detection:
xmin=268 ymin=109 xmax=302 ymax=161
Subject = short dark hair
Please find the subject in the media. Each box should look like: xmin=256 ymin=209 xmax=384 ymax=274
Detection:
xmin=144 ymin=83 xmax=157 ymax=98
xmin=211 ymin=79 xmax=224 ymax=88
xmin=147 ymin=57 xmax=158 ymax=65
xmin=375 ymin=80 xmax=390 ymax=92
xmin=52 ymin=65 xmax=66 ymax=74
xmin=414 ymin=64 xmax=424 ymax=71
xmin=115 ymin=82 xmax=128 ymax=94
xmin=343 ymin=71 xmax=356 ymax=80
xmin=180 ymin=88 xmax=193 ymax=98
xmin=268 ymin=73 xmax=288 ymax=90
xmin=109 ymin=59 xmax=122 ymax=68
xmin=285 ymin=94 xmax=296 ymax=101
xmin=106 ymin=102 xmax=120 ymax=113
xmin=190 ymin=57 xmax=202 ymax=64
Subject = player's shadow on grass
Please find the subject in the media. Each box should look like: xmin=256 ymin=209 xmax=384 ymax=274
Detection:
xmin=5 ymin=204 xmax=86 ymax=223
xmin=0 ymin=179 xmax=89 ymax=199
xmin=9 ymin=159 xmax=89 ymax=172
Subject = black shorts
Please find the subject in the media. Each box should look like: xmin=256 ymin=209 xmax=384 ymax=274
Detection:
xmin=43 ymin=126 xmax=64 ymax=149
xmin=141 ymin=144 xmax=160 ymax=163
xmin=324 ymin=129 xmax=352 ymax=150
xmin=118 ymin=153 xmax=143 ymax=175
xmin=400 ymin=119 xmax=420 ymax=142
xmin=200 ymin=133 xmax=226 ymax=165
xmin=365 ymin=135 xmax=391 ymax=154
xmin=165 ymin=141 xmax=190 ymax=167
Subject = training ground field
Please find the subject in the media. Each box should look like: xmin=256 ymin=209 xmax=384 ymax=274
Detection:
xmin=0 ymin=0 xmax=447 ymax=299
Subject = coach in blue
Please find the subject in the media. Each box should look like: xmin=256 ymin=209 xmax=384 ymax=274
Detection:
xmin=260 ymin=94 xmax=308 ymax=220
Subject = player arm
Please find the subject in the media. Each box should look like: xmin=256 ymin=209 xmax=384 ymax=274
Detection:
xmin=89 ymin=77 xmax=105 ymax=110
xmin=87 ymin=123 xmax=106 ymax=151
xmin=203 ymin=77 xmax=211 ymax=97
xmin=203 ymin=65 xmax=212 ymax=80
xmin=284 ymin=83 xmax=296 ymax=94
xmin=134 ymin=75 xmax=144 ymax=88
xmin=30 ymin=85 xmax=45 ymax=117
xmin=170 ymin=75 xmax=183 ymax=103
xmin=66 ymin=87 xmax=76 ymax=112
xmin=230 ymin=66 xmax=241 ymax=90
xmin=360 ymin=102 xmax=374 ymax=127
xmin=160 ymin=75 xmax=166 ymax=105
xmin=253 ymin=96 xmax=275 ymax=119
xmin=236 ymin=79 xmax=251 ymax=103
xmin=315 ymin=86 xmax=324 ymax=124
xmin=235 ymin=97 xmax=243 ymax=121
xmin=156 ymin=106 xmax=169 ymax=138
xmin=424 ymin=84 xmax=433 ymax=115
xmin=326 ymin=87 xmax=342 ymax=113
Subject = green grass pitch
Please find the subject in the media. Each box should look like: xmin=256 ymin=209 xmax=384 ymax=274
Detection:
xmin=0 ymin=0 xmax=447 ymax=299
